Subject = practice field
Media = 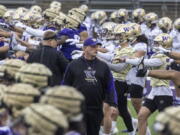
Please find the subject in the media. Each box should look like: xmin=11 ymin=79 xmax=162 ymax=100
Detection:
xmin=117 ymin=101 xmax=158 ymax=135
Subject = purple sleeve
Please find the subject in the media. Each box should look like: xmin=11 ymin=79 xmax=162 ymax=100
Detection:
xmin=104 ymin=65 xmax=118 ymax=106
xmin=57 ymin=28 xmax=74 ymax=38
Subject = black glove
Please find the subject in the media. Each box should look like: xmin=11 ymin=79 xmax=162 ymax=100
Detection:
xmin=136 ymin=57 xmax=148 ymax=77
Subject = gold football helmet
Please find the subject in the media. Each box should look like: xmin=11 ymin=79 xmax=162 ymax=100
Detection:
xmin=110 ymin=11 xmax=118 ymax=21
xmin=43 ymin=8 xmax=59 ymax=21
xmin=68 ymin=8 xmax=86 ymax=22
xmin=144 ymin=12 xmax=158 ymax=27
xmin=3 ymin=10 xmax=14 ymax=21
xmin=174 ymin=18 xmax=180 ymax=30
xmin=113 ymin=24 xmax=132 ymax=44
xmin=128 ymin=23 xmax=141 ymax=42
xmin=79 ymin=4 xmax=88 ymax=13
xmin=30 ymin=5 xmax=42 ymax=13
xmin=50 ymin=1 xmax=61 ymax=11
xmin=65 ymin=14 xmax=81 ymax=28
xmin=90 ymin=12 xmax=96 ymax=20
xmin=154 ymin=33 xmax=172 ymax=49
xmin=40 ymin=86 xmax=84 ymax=120
xmin=15 ymin=63 xmax=52 ymax=88
xmin=154 ymin=106 xmax=180 ymax=135
xmin=158 ymin=17 xmax=172 ymax=32
xmin=13 ymin=7 xmax=28 ymax=20
xmin=22 ymin=104 xmax=68 ymax=135
xmin=31 ymin=13 xmax=44 ymax=28
xmin=132 ymin=8 xmax=146 ymax=23
xmin=0 ymin=5 xmax=7 ymax=17
xmin=93 ymin=10 xmax=107 ymax=25
xmin=52 ymin=12 xmax=66 ymax=29
xmin=3 ymin=83 xmax=40 ymax=116
xmin=101 ymin=22 xmax=116 ymax=40
xmin=16 ymin=7 xmax=28 ymax=14
xmin=117 ymin=8 xmax=129 ymax=22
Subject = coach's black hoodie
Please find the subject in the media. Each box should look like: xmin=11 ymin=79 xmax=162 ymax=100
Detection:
xmin=62 ymin=56 xmax=117 ymax=110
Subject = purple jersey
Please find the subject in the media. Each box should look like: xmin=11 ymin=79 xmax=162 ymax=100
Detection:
xmin=0 ymin=19 xmax=5 ymax=23
xmin=77 ymin=24 xmax=87 ymax=34
xmin=0 ymin=42 xmax=4 ymax=47
xmin=0 ymin=126 xmax=13 ymax=135
xmin=57 ymin=28 xmax=80 ymax=60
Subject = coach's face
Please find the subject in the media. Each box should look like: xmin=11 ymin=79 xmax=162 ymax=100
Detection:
xmin=83 ymin=45 xmax=98 ymax=57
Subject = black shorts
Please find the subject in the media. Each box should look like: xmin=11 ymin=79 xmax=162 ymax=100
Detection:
xmin=129 ymin=84 xmax=143 ymax=98
xmin=143 ymin=96 xmax=173 ymax=112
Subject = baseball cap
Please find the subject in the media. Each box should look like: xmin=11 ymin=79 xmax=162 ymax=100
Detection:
xmin=43 ymin=31 xmax=58 ymax=40
xmin=83 ymin=37 xmax=98 ymax=46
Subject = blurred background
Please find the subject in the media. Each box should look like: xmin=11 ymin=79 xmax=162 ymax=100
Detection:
xmin=1 ymin=0 xmax=180 ymax=20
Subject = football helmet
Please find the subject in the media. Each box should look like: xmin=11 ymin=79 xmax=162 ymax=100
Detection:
xmin=132 ymin=8 xmax=146 ymax=23
xmin=154 ymin=106 xmax=180 ymax=135
xmin=52 ymin=12 xmax=66 ymax=29
xmin=40 ymin=86 xmax=84 ymax=120
xmin=13 ymin=7 xmax=28 ymax=20
xmin=0 ymin=5 xmax=7 ymax=17
xmin=113 ymin=24 xmax=132 ymax=44
xmin=117 ymin=8 xmax=129 ymax=22
xmin=110 ymin=11 xmax=118 ymax=21
xmin=65 ymin=14 xmax=81 ymax=28
xmin=16 ymin=7 xmax=28 ymax=14
xmin=22 ymin=104 xmax=68 ymax=135
xmin=128 ymin=23 xmax=141 ymax=42
xmin=79 ymin=4 xmax=88 ymax=13
xmin=30 ymin=5 xmax=42 ymax=13
xmin=50 ymin=1 xmax=61 ymax=11
xmin=174 ymin=18 xmax=180 ymax=30
xmin=15 ymin=63 xmax=52 ymax=88
xmin=101 ymin=22 xmax=116 ymax=40
xmin=3 ymin=10 xmax=14 ymax=21
xmin=154 ymin=33 xmax=172 ymax=49
xmin=3 ymin=83 xmax=40 ymax=114
xmin=43 ymin=8 xmax=59 ymax=21
xmin=68 ymin=8 xmax=86 ymax=22
xmin=93 ymin=10 xmax=107 ymax=25
xmin=144 ymin=12 xmax=158 ymax=27
xmin=158 ymin=17 xmax=172 ymax=32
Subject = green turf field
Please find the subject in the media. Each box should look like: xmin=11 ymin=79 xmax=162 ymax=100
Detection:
xmin=117 ymin=101 xmax=158 ymax=135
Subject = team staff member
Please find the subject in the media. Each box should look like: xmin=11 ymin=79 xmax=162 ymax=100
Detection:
xmin=27 ymin=31 xmax=69 ymax=86
xmin=63 ymin=37 xmax=117 ymax=135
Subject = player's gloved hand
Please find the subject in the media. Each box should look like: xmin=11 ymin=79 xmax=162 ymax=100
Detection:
xmin=136 ymin=57 xmax=148 ymax=77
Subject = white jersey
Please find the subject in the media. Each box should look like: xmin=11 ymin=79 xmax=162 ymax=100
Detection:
xmin=126 ymin=42 xmax=147 ymax=87
xmin=22 ymin=31 xmax=31 ymax=42
xmin=144 ymin=26 xmax=162 ymax=55
xmin=140 ymin=23 xmax=148 ymax=34
xmin=125 ymin=54 xmax=173 ymax=99
xmin=126 ymin=67 xmax=146 ymax=87
xmin=83 ymin=16 xmax=93 ymax=36
xmin=170 ymin=29 xmax=180 ymax=52
xmin=144 ymin=26 xmax=162 ymax=42
xmin=147 ymin=86 xmax=173 ymax=99
xmin=101 ymin=40 xmax=116 ymax=53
